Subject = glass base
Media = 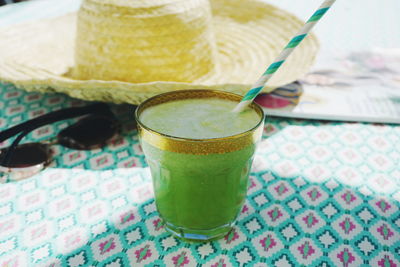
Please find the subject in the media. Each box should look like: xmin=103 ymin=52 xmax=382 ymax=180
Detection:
xmin=164 ymin=221 xmax=233 ymax=242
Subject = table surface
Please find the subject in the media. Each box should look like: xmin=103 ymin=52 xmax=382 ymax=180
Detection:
xmin=0 ymin=1 xmax=399 ymax=267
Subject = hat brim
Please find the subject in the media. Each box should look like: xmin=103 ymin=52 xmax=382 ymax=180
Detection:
xmin=0 ymin=0 xmax=318 ymax=104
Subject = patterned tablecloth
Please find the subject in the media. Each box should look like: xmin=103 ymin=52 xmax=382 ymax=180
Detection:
xmin=0 ymin=82 xmax=399 ymax=267
xmin=1 ymin=1 xmax=400 ymax=266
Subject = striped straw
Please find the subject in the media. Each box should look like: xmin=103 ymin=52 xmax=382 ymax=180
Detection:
xmin=233 ymin=0 xmax=336 ymax=113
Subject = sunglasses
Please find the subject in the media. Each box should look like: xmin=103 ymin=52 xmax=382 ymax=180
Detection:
xmin=0 ymin=103 xmax=120 ymax=181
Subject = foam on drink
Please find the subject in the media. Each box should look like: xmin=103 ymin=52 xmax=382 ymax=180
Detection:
xmin=139 ymin=98 xmax=260 ymax=139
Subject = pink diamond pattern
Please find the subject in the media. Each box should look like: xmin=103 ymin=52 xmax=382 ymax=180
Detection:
xmin=0 ymin=81 xmax=399 ymax=267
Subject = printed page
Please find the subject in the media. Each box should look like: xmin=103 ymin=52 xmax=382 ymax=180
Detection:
xmin=256 ymin=49 xmax=400 ymax=124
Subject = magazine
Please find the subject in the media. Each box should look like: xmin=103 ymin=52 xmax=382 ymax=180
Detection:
xmin=256 ymin=49 xmax=400 ymax=124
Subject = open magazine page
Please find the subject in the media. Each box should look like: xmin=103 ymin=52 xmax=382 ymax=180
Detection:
xmin=256 ymin=49 xmax=400 ymax=124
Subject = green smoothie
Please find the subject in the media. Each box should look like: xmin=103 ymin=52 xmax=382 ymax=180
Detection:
xmin=137 ymin=94 xmax=263 ymax=240
xmin=139 ymin=98 xmax=260 ymax=139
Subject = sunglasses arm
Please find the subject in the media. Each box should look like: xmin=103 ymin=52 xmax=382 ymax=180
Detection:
xmin=0 ymin=103 xmax=111 ymax=143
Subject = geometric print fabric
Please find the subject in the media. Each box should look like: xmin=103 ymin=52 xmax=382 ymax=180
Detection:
xmin=0 ymin=83 xmax=399 ymax=266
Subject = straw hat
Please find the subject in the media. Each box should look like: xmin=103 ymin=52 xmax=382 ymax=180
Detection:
xmin=0 ymin=0 xmax=319 ymax=104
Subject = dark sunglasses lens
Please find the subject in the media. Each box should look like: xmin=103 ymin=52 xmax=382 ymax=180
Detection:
xmin=0 ymin=143 xmax=51 ymax=168
xmin=58 ymin=116 xmax=119 ymax=150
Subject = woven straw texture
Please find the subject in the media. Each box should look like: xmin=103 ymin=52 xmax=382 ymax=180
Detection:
xmin=0 ymin=0 xmax=319 ymax=104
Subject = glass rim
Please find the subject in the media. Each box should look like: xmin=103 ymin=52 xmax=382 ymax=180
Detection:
xmin=135 ymin=89 xmax=265 ymax=142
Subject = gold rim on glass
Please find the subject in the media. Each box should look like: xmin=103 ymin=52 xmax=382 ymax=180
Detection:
xmin=135 ymin=89 xmax=265 ymax=154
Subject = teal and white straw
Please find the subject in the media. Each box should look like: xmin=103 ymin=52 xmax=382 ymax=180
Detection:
xmin=233 ymin=0 xmax=336 ymax=113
